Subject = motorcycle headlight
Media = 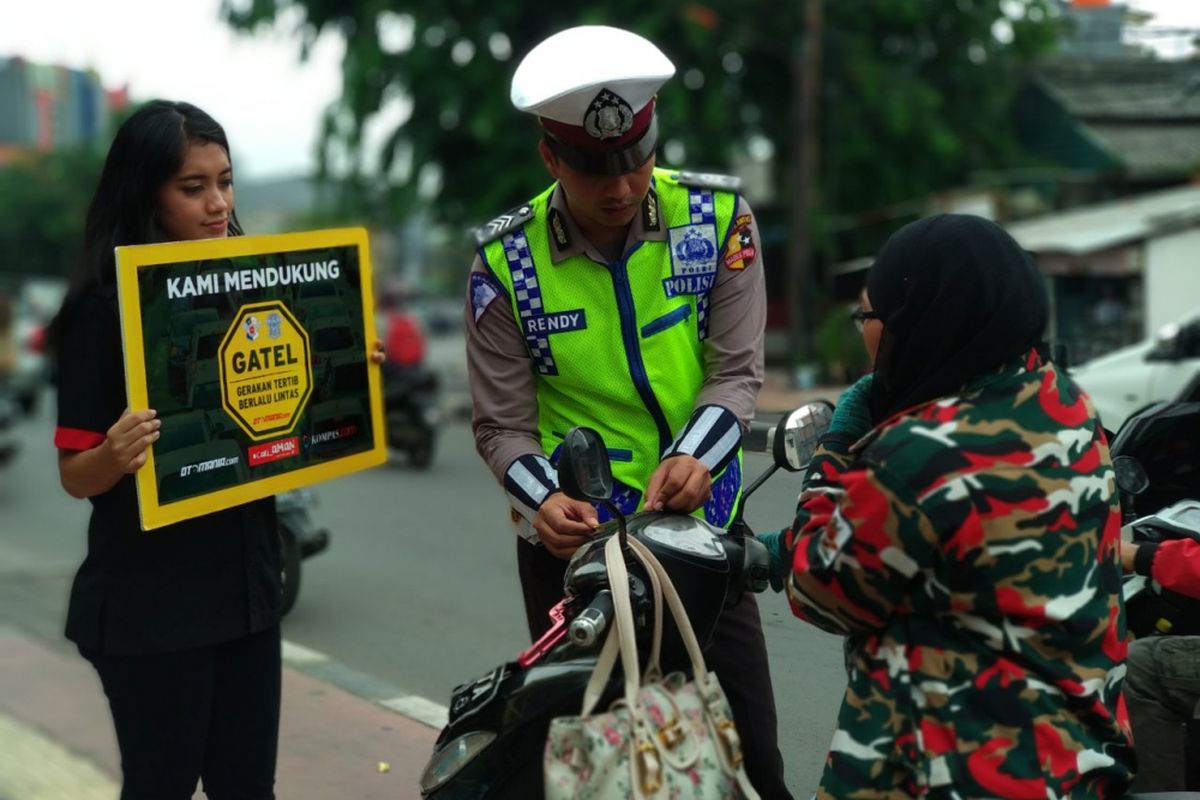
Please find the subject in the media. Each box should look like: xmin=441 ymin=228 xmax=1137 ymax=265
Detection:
xmin=419 ymin=730 xmax=496 ymax=795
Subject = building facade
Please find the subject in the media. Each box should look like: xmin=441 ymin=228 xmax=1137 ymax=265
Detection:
xmin=0 ymin=57 xmax=120 ymax=161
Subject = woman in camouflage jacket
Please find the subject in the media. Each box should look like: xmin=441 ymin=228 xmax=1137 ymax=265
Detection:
xmin=763 ymin=215 xmax=1136 ymax=798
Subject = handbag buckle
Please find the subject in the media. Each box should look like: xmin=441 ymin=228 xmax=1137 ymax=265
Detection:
xmin=657 ymin=719 xmax=685 ymax=750
xmin=636 ymin=740 xmax=662 ymax=794
xmin=716 ymin=718 xmax=744 ymax=768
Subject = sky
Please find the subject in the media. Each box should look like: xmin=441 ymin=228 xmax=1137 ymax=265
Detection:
xmin=1 ymin=0 xmax=1196 ymax=181
xmin=0 ymin=0 xmax=344 ymax=179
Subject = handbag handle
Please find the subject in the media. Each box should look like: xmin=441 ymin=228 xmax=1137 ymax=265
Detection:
xmin=576 ymin=535 xmax=760 ymax=800
xmin=579 ymin=535 xmax=650 ymax=717
xmin=640 ymin=535 xmax=665 ymax=683
xmin=580 ymin=530 xmax=669 ymax=713
xmin=625 ymin=537 xmax=711 ymax=686
xmin=580 ymin=535 xmax=715 ymax=713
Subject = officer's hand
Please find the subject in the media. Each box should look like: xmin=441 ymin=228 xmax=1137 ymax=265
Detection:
xmin=534 ymin=492 xmax=599 ymax=560
xmin=106 ymin=408 xmax=160 ymax=474
xmin=1119 ymin=540 xmax=1139 ymax=573
xmin=644 ymin=455 xmax=711 ymax=513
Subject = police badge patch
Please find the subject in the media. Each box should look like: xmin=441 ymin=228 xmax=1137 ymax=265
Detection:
xmin=664 ymin=223 xmax=719 ymax=298
xmin=584 ymin=89 xmax=634 ymax=140
xmin=668 ymin=224 xmax=718 ymax=276
xmin=722 ymin=213 xmax=756 ymax=270
xmin=470 ymin=271 xmax=503 ymax=324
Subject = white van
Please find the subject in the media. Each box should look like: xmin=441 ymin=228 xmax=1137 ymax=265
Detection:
xmin=1071 ymin=310 xmax=1200 ymax=432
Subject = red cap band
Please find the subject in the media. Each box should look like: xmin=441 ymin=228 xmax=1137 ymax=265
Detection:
xmin=540 ymin=99 xmax=656 ymax=151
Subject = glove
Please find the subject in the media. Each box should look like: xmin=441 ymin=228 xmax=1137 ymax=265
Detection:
xmin=828 ymin=374 xmax=875 ymax=442
xmin=757 ymin=530 xmax=789 ymax=593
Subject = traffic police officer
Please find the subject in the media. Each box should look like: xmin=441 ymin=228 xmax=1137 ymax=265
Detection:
xmin=464 ymin=25 xmax=789 ymax=797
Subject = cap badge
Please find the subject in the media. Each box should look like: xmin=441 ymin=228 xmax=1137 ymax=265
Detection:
xmin=584 ymin=89 xmax=634 ymax=140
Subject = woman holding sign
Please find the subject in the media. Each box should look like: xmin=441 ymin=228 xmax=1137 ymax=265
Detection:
xmin=52 ymin=100 xmax=290 ymax=800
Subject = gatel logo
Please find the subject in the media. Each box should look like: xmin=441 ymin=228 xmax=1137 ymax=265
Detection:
xmin=219 ymin=301 xmax=313 ymax=441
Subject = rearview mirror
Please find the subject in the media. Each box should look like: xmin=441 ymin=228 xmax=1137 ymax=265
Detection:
xmin=557 ymin=427 xmax=614 ymax=504
xmin=1113 ymin=455 xmax=1149 ymax=497
xmin=775 ymin=401 xmax=834 ymax=472
xmin=1148 ymin=322 xmax=1182 ymax=362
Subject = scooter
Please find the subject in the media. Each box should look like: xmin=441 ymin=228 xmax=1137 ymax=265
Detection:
xmin=383 ymin=363 xmax=440 ymax=469
xmin=277 ymin=488 xmax=331 ymax=617
xmin=418 ymin=402 xmax=833 ymax=799
xmin=1110 ymin=398 xmax=1200 ymax=794
xmin=1113 ymin=398 xmax=1200 ymax=639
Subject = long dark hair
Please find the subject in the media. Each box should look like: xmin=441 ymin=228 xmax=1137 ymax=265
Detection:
xmin=50 ymin=100 xmax=242 ymax=343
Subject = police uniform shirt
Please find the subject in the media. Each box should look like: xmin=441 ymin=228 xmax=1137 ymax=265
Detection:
xmin=465 ymin=187 xmax=766 ymax=490
xmin=54 ymin=286 xmax=281 ymax=655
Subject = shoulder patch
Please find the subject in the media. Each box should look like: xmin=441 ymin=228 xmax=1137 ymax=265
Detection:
xmin=473 ymin=203 xmax=536 ymax=246
xmin=675 ymin=171 xmax=742 ymax=193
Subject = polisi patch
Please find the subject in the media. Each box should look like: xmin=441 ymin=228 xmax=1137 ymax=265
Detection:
xmin=522 ymin=309 xmax=587 ymax=336
xmin=662 ymin=273 xmax=716 ymax=299
xmin=668 ymin=223 xmax=718 ymax=278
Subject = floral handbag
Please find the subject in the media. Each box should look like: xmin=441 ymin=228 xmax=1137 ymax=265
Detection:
xmin=544 ymin=535 xmax=760 ymax=800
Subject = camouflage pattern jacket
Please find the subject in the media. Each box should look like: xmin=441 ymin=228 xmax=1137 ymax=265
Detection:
xmin=782 ymin=352 xmax=1136 ymax=798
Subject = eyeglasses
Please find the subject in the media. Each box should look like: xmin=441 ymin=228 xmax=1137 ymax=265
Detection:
xmin=851 ymin=307 xmax=881 ymax=333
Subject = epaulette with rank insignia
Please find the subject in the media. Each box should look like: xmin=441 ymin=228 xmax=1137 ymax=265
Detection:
xmin=674 ymin=171 xmax=742 ymax=193
xmin=473 ymin=203 xmax=536 ymax=246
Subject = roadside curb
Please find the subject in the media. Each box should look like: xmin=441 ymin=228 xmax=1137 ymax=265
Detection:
xmin=282 ymin=638 xmax=449 ymax=731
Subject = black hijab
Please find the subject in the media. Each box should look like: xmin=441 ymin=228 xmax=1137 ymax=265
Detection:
xmin=866 ymin=214 xmax=1049 ymax=423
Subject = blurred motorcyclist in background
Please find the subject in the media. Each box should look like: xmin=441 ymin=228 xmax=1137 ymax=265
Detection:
xmin=1121 ymin=537 xmax=1200 ymax=791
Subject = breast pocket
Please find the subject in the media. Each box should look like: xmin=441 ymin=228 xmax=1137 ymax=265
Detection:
xmin=640 ymin=305 xmax=692 ymax=338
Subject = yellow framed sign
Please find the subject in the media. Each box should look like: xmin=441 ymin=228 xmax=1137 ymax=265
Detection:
xmin=115 ymin=228 xmax=386 ymax=530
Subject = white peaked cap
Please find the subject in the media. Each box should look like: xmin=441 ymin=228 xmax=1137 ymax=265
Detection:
xmin=510 ymin=25 xmax=676 ymax=125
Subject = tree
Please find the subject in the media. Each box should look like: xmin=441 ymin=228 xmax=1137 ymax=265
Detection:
xmin=222 ymin=0 xmax=1058 ymax=236
xmin=0 ymin=145 xmax=105 ymax=280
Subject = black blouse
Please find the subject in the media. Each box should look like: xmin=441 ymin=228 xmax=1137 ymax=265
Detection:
xmin=55 ymin=287 xmax=281 ymax=655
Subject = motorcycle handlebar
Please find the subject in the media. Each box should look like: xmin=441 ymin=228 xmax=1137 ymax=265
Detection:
xmin=568 ymin=589 xmax=614 ymax=648
xmin=742 ymin=420 xmax=775 ymax=454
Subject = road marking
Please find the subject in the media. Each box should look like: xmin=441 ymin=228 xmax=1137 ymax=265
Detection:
xmin=0 ymin=711 xmax=117 ymax=800
xmin=281 ymin=638 xmax=330 ymax=664
xmin=282 ymin=638 xmax=448 ymax=730
xmin=379 ymin=696 xmax=449 ymax=730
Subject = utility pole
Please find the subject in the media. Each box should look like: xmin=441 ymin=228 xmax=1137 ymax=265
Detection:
xmin=786 ymin=0 xmax=822 ymax=387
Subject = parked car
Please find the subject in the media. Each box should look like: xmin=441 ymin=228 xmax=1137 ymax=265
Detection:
xmin=1071 ymin=310 xmax=1200 ymax=433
